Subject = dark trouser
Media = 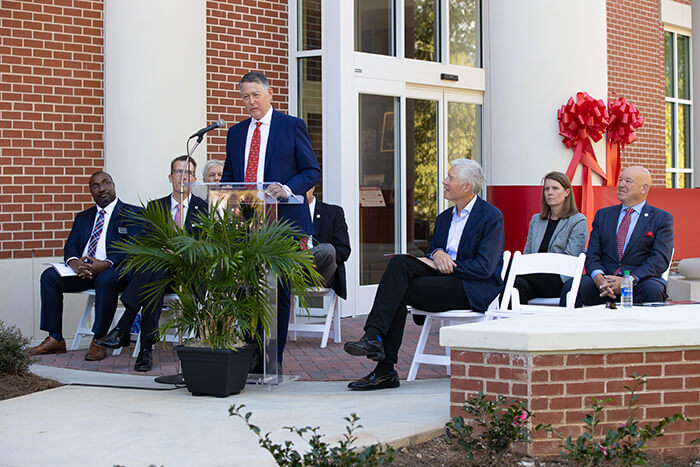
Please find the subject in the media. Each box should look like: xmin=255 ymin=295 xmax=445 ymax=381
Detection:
xmin=311 ymin=243 xmax=337 ymax=289
xmin=40 ymin=266 xmax=129 ymax=338
xmin=364 ymin=255 xmax=471 ymax=365
xmin=277 ymin=280 xmax=291 ymax=362
xmin=560 ymin=274 xmax=667 ymax=307
xmin=513 ymin=273 xmax=563 ymax=304
xmin=117 ymin=267 xmax=170 ymax=349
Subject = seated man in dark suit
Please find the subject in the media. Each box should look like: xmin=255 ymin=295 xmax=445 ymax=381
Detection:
xmin=96 ymin=155 xmax=208 ymax=371
xmin=560 ymin=166 xmax=673 ymax=307
xmin=305 ymin=185 xmax=351 ymax=299
xmin=343 ymin=159 xmax=505 ymax=390
xmin=29 ymin=172 xmax=140 ymax=361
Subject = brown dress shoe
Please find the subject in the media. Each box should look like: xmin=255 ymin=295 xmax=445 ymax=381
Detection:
xmin=28 ymin=336 xmax=67 ymax=355
xmin=85 ymin=338 xmax=106 ymax=361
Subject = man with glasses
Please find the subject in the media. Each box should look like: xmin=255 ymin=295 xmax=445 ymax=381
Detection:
xmin=29 ymin=172 xmax=141 ymax=361
xmin=96 ymin=156 xmax=208 ymax=371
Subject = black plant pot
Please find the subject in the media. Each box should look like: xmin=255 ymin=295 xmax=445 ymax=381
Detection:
xmin=175 ymin=343 xmax=256 ymax=397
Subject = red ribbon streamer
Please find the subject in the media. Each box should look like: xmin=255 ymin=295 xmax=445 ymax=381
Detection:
xmin=557 ymin=92 xmax=608 ymax=231
xmin=605 ymin=96 xmax=645 ymax=186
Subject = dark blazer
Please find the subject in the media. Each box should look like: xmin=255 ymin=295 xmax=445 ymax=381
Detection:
xmin=63 ymin=199 xmax=141 ymax=267
xmin=425 ymin=197 xmax=505 ymax=312
xmin=152 ymin=194 xmax=208 ymax=233
xmin=313 ymin=200 xmax=351 ymax=299
xmin=586 ymin=203 xmax=673 ymax=282
xmin=221 ymin=109 xmax=321 ymax=235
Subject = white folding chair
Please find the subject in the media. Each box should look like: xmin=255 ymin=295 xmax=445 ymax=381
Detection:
xmin=487 ymin=251 xmax=586 ymax=318
xmin=288 ymin=287 xmax=341 ymax=348
xmin=406 ymin=250 xmax=511 ymax=382
xmin=69 ymin=289 xmax=124 ymax=355
xmin=662 ymin=248 xmax=674 ymax=281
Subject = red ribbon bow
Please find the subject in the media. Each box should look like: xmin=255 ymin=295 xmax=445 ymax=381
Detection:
xmin=605 ymin=96 xmax=645 ymax=186
xmin=558 ymin=92 xmax=609 ymax=231
xmin=644 ymin=231 xmax=654 ymax=238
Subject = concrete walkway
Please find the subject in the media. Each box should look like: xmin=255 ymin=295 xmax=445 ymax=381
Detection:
xmin=0 ymin=365 xmax=449 ymax=467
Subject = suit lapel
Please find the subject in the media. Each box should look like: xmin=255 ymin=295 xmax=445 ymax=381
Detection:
xmin=236 ymin=120 xmax=250 ymax=181
xmin=313 ymin=201 xmax=321 ymax=236
xmin=623 ymin=204 xmax=652 ymax=259
xmin=263 ymin=110 xmax=280 ymax=179
xmin=457 ymin=196 xmax=481 ymax=252
xmin=105 ymin=200 xmax=122 ymax=245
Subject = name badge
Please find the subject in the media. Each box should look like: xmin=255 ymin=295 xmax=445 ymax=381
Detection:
xmin=118 ymin=227 xmax=128 ymax=234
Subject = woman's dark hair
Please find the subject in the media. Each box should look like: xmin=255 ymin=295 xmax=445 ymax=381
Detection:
xmin=539 ymin=171 xmax=579 ymax=219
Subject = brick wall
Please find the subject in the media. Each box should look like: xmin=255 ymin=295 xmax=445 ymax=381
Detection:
xmin=205 ymin=0 xmax=289 ymax=161
xmin=451 ymin=349 xmax=700 ymax=458
xmin=0 ymin=0 xmax=105 ymax=259
xmin=607 ymin=0 xmax=666 ymax=185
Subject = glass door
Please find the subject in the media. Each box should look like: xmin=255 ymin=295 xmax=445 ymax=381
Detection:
xmin=358 ymin=87 xmax=482 ymax=303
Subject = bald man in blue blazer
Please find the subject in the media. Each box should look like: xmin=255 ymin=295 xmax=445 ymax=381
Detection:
xmin=561 ymin=166 xmax=673 ymax=306
xmin=221 ymin=72 xmax=320 ymax=368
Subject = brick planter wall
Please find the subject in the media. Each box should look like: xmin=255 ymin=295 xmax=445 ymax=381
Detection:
xmin=451 ymin=349 xmax=700 ymax=458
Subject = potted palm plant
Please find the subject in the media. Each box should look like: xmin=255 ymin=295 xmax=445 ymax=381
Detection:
xmin=116 ymin=199 xmax=321 ymax=396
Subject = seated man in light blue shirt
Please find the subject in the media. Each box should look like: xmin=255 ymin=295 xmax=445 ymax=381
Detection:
xmin=343 ymin=159 xmax=505 ymax=391
xmin=560 ymin=166 xmax=673 ymax=307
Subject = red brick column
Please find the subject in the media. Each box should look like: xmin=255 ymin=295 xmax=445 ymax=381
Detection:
xmin=451 ymin=348 xmax=700 ymax=458
xmin=606 ymin=0 xmax=666 ymax=184
xmin=0 ymin=0 xmax=105 ymax=259
xmin=205 ymin=0 xmax=289 ymax=160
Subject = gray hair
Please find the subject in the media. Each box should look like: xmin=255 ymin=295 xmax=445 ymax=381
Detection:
xmin=239 ymin=71 xmax=269 ymax=89
xmin=450 ymin=158 xmax=484 ymax=194
xmin=202 ymin=159 xmax=224 ymax=178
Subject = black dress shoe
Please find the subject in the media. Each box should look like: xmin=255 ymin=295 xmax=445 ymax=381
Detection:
xmin=134 ymin=348 xmax=152 ymax=372
xmin=95 ymin=328 xmax=130 ymax=349
xmin=348 ymin=371 xmax=400 ymax=391
xmin=343 ymin=335 xmax=385 ymax=361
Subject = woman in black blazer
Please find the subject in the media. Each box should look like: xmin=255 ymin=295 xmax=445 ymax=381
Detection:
xmin=515 ymin=171 xmax=588 ymax=303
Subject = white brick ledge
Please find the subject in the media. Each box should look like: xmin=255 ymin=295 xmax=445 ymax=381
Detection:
xmin=440 ymin=305 xmax=700 ymax=353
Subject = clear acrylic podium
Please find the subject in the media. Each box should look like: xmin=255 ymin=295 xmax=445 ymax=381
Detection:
xmin=189 ymin=182 xmax=303 ymax=387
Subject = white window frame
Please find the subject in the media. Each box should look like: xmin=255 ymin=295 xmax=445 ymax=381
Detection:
xmin=664 ymin=26 xmax=693 ymax=188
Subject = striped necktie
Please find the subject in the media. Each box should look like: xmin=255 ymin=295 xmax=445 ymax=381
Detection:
xmin=86 ymin=209 xmax=106 ymax=258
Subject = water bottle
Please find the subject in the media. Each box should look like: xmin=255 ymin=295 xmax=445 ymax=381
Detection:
xmin=621 ymin=270 xmax=633 ymax=309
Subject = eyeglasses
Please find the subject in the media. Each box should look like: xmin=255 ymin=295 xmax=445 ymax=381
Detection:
xmin=172 ymin=169 xmax=196 ymax=177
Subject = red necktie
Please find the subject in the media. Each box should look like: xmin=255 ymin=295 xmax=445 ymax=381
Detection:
xmin=245 ymin=122 xmax=262 ymax=183
xmin=174 ymin=203 xmax=181 ymax=229
xmin=616 ymin=208 xmax=633 ymax=260
xmin=613 ymin=207 xmax=633 ymax=275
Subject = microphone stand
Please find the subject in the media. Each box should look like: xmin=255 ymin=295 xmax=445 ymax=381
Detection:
xmin=154 ymin=134 xmax=203 ymax=385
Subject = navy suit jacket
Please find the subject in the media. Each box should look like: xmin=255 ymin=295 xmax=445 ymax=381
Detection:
xmin=221 ymin=109 xmax=321 ymax=235
xmin=63 ymin=199 xmax=141 ymax=267
xmin=313 ymin=200 xmax=351 ymax=299
xmin=586 ymin=203 xmax=673 ymax=282
xmin=425 ymin=197 xmax=505 ymax=312
xmin=152 ymin=194 xmax=208 ymax=233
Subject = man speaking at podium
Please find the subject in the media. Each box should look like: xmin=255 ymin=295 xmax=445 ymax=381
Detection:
xmin=221 ymin=71 xmax=321 ymax=369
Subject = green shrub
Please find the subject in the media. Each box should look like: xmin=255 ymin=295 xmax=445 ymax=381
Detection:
xmin=446 ymin=392 xmax=531 ymax=465
xmin=229 ymin=404 xmax=395 ymax=466
xmin=0 ymin=320 xmax=34 ymax=375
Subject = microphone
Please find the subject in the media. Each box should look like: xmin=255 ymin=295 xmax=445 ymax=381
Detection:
xmin=190 ymin=119 xmax=226 ymax=138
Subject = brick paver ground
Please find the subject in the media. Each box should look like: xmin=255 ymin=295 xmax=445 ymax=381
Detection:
xmin=34 ymin=316 xmax=449 ymax=381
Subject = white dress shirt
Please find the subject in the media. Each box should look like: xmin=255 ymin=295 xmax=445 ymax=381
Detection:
xmin=243 ymin=106 xmax=273 ymax=183
xmin=444 ymin=195 xmax=477 ymax=260
xmin=171 ymin=193 xmax=192 ymax=227
xmin=75 ymin=197 xmax=118 ymax=262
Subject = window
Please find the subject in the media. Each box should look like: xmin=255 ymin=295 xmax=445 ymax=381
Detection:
xmin=354 ymin=0 xmax=481 ymax=67
xmin=295 ymin=0 xmax=323 ymax=198
xmin=664 ymin=30 xmax=692 ymax=188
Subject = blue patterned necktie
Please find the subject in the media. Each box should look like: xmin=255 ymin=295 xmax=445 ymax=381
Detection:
xmin=86 ymin=209 xmax=106 ymax=258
